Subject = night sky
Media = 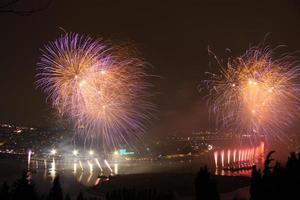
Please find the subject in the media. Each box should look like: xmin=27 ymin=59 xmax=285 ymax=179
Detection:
xmin=1 ymin=0 xmax=300 ymax=136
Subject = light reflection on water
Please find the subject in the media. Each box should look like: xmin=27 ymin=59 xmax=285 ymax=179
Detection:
xmin=0 ymin=156 xmax=252 ymax=197
xmin=38 ymin=158 xmax=251 ymax=187
xmin=40 ymin=158 xmax=119 ymax=187
xmin=49 ymin=158 xmax=56 ymax=182
xmin=215 ymin=169 xmax=252 ymax=177
xmin=40 ymin=159 xmax=109 ymax=186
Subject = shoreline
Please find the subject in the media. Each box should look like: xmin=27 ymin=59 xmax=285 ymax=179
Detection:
xmin=87 ymin=172 xmax=250 ymax=199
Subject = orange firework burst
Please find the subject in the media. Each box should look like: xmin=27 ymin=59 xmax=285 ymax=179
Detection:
xmin=202 ymin=46 xmax=300 ymax=141
xmin=36 ymin=33 xmax=154 ymax=149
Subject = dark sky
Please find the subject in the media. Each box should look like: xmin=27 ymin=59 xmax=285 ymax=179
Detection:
xmin=1 ymin=0 xmax=300 ymax=136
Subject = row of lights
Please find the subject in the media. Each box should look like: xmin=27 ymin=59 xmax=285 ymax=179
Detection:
xmin=50 ymin=149 xmax=94 ymax=156
xmin=49 ymin=149 xmax=123 ymax=157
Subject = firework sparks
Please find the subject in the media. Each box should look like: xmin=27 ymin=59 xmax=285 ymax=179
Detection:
xmin=202 ymin=46 xmax=300 ymax=140
xmin=36 ymin=33 xmax=154 ymax=149
xmin=27 ymin=150 xmax=32 ymax=169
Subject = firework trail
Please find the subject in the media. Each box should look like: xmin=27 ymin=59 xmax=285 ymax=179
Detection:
xmin=27 ymin=150 xmax=32 ymax=169
xmin=37 ymin=32 xmax=154 ymax=150
xmin=202 ymin=46 xmax=300 ymax=141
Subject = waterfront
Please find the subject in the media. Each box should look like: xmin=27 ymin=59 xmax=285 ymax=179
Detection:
xmin=0 ymin=155 xmax=254 ymax=199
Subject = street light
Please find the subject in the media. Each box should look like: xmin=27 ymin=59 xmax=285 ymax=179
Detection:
xmin=50 ymin=149 xmax=57 ymax=155
xmin=113 ymin=150 xmax=119 ymax=156
xmin=89 ymin=150 xmax=94 ymax=156
xmin=73 ymin=150 xmax=78 ymax=156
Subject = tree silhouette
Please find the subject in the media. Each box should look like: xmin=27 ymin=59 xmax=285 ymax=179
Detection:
xmin=0 ymin=181 xmax=10 ymax=200
xmin=195 ymin=166 xmax=220 ymax=200
xmin=250 ymin=151 xmax=300 ymax=200
xmin=76 ymin=192 xmax=84 ymax=200
xmin=65 ymin=193 xmax=71 ymax=200
xmin=106 ymin=188 xmax=174 ymax=200
xmin=262 ymin=151 xmax=275 ymax=179
xmin=11 ymin=171 xmax=37 ymax=200
xmin=48 ymin=175 xmax=63 ymax=200
xmin=250 ymin=165 xmax=262 ymax=200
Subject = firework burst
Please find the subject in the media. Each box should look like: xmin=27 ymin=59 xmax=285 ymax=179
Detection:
xmin=202 ymin=46 xmax=300 ymax=141
xmin=36 ymin=33 xmax=154 ymax=149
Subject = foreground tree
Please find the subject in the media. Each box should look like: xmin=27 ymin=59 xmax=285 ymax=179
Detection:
xmin=250 ymin=151 xmax=300 ymax=200
xmin=0 ymin=181 xmax=10 ymax=200
xmin=65 ymin=193 xmax=71 ymax=200
xmin=11 ymin=171 xmax=38 ymax=200
xmin=106 ymin=188 xmax=174 ymax=200
xmin=48 ymin=175 xmax=63 ymax=200
xmin=195 ymin=166 xmax=220 ymax=200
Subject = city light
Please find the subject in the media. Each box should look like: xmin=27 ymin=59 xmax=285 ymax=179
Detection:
xmin=50 ymin=149 xmax=57 ymax=155
xmin=207 ymin=144 xmax=213 ymax=151
xmin=113 ymin=150 xmax=119 ymax=156
xmin=73 ymin=150 xmax=79 ymax=156
xmin=89 ymin=150 xmax=94 ymax=156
